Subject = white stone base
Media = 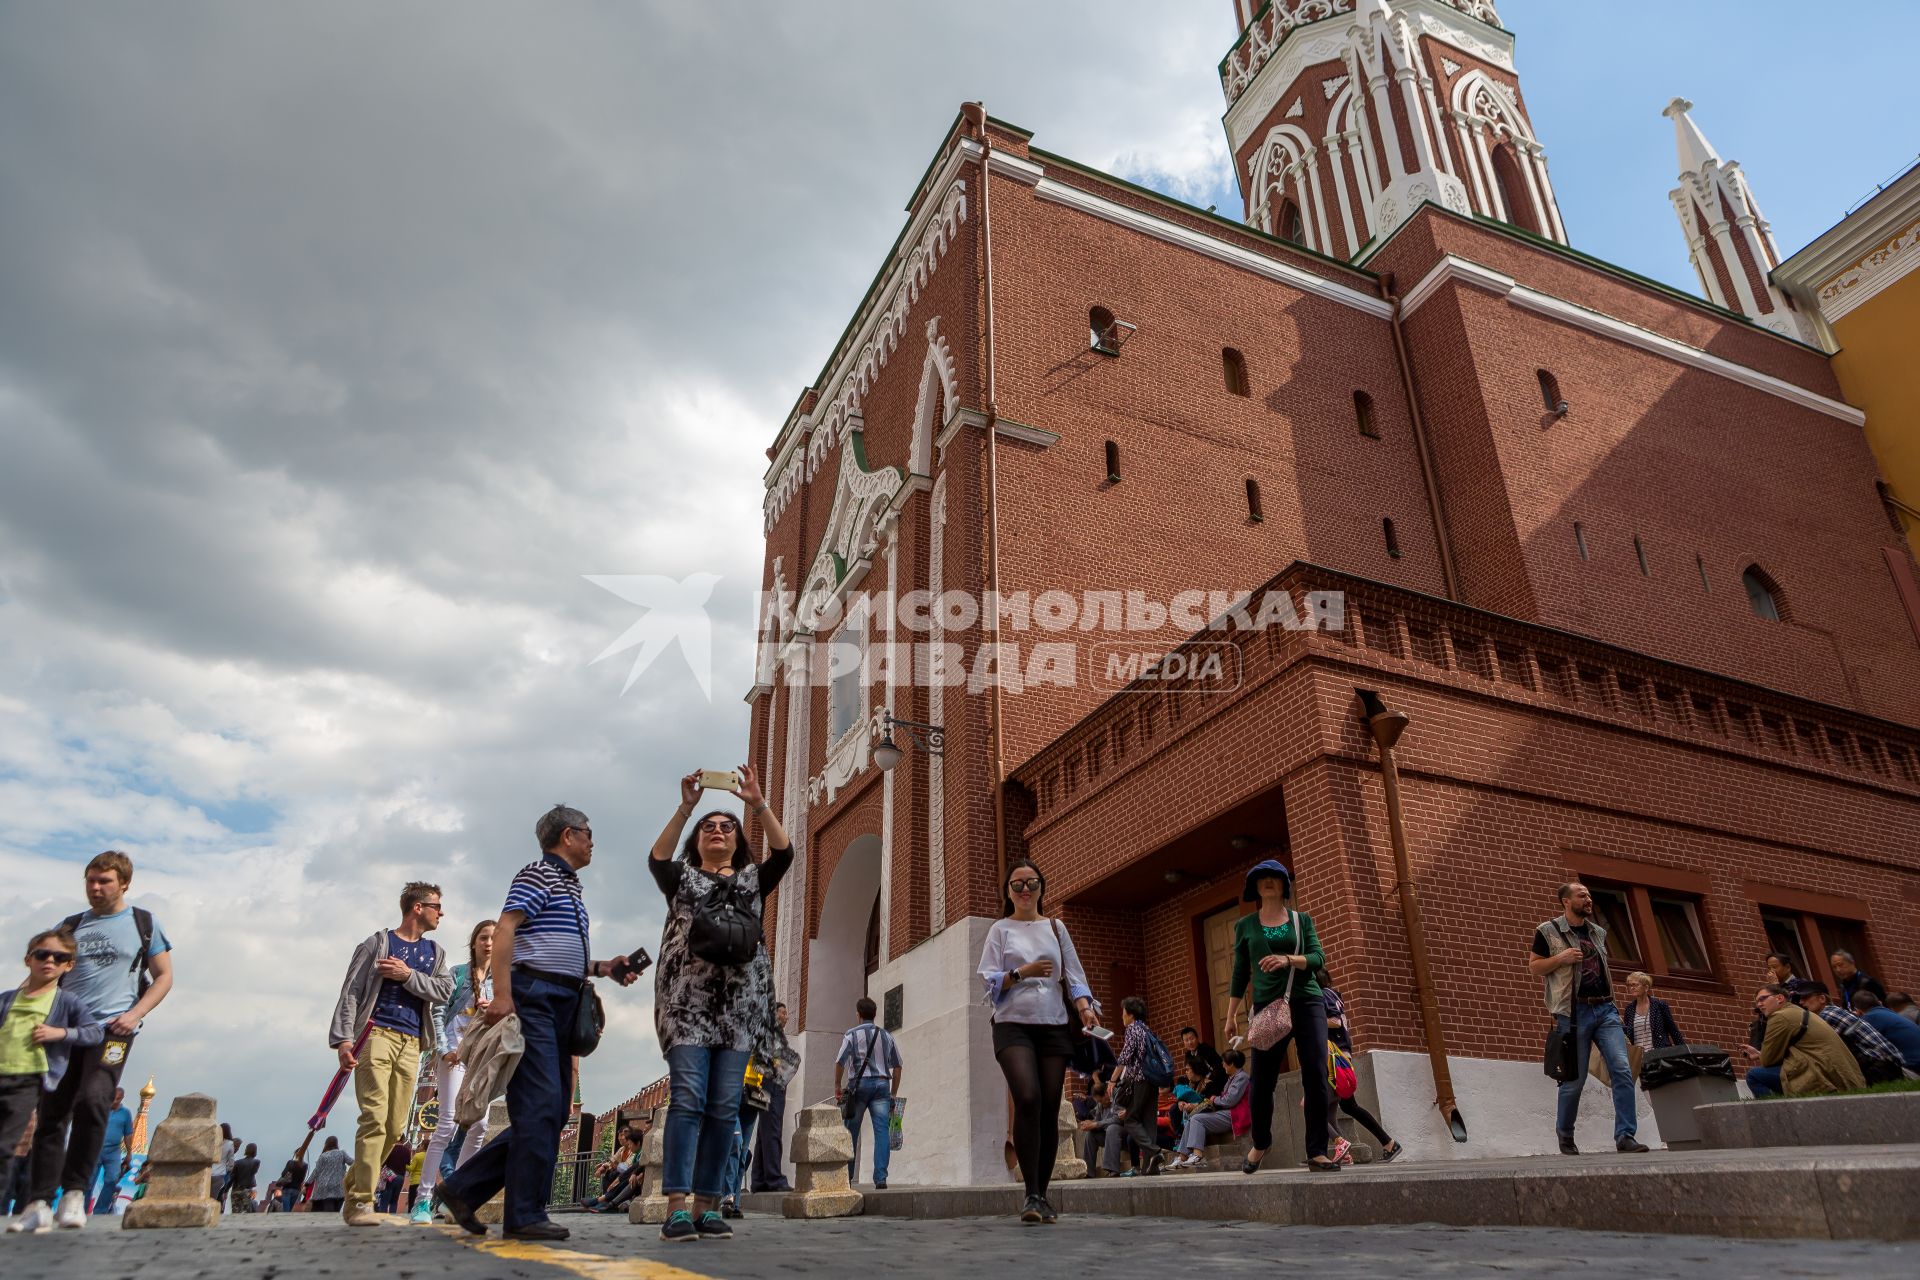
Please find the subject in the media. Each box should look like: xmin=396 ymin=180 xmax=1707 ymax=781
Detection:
xmin=1365 ymin=1049 xmax=1666 ymax=1159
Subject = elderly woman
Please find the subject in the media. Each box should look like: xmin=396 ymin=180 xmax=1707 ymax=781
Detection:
xmin=649 ymin=765 xmax=791 ymax=1244
xmin=1621 ymin=971 xmax=1686 ymax=1062
xmin=1165 ymin=1050 xmax=1250 ymax=1170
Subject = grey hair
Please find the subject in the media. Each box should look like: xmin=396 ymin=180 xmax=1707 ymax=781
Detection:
xmin=535 ymin=804 xmax=590 ymax=852
xmin=1830 ymin=949 xmax=1856 ymax=963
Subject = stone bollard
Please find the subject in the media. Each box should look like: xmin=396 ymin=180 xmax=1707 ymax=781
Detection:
xmin=626 ymin=1105 xmax=669 ymax=1225
xmin=122 ymin=1093 xmax=221 ymax=1229
xmin=780 ymin=1103 xmax=862 ymax=1219
xmin=475 ymin=1098 xmax=512 ymax=1225
xmin=1052 ymin=1097 xmax=1087 ymax=1180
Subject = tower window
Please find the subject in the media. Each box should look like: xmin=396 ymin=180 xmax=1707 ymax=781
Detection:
xmin=1697 ymin=554 xmax=1710 ymax=593
xmin=1354 ymin=389 xmax=1378 ymax=439
xmin=1383 ymin=517 xmax=1401 ymax=559
xmin=1090 ymin=306 xmax=1119 ymax=354
xmin=1743 ymin=566 xmax=1784 ymax=621
xmin=1277 ymin=198 xmax=1306 ymax=247
xmin=1491 ymin=143 xmax=1540 ymax=236
xmin=1104 ymin=439 xmax=1120 ymax=484
xmin=1246 ymin=478 xmax=1264 ymax=523
xmin=1574 ymin=522 xmax=1589 ymax=561
xmin=1634 ymin=536 xmax=1650 ymax=577
xmin=1222 ymin=347 xmax=1250 ymax=397
xmin=1537 ymin=369 xmax=1565 ymax=414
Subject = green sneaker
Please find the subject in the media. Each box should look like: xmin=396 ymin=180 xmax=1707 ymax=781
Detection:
xmin=659 ymin=1210 xmax=698 ymax=1243
xmin=408 ymin=1199 xmax=434 ymax=1225
xmin=695 ymin=1210 xmax=733 ymax=1240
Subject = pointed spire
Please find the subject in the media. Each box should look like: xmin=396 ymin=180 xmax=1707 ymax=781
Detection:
xmin=1662 ymin=97 xmax=1720 ymax=178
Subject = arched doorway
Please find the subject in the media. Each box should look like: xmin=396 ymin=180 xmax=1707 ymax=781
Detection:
xmin=806 ymin=833 xmax=883 ymax=1032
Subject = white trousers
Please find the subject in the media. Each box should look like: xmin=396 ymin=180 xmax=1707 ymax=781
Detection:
xmin=418 ymin=1057 xmax=490 ymax=1192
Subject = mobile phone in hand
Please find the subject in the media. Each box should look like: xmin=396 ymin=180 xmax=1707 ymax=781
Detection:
xmin=1086 ymin=1024 xmax=1114 ymax=1042
xmin=612 ymin=948 xmax=652 ymax=981
xmin=698 ymin=769 xmax=740 ymax=793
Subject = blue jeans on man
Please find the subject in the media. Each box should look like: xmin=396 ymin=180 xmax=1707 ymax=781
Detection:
xmin=722 ymin=1107 xmax=761 ymax=1202
xmin=1555 ymin=1001 xmax=1638 ymax=1143
xmin=1744 ymin=1066 xmax=1784 ymax=1098
xmin=437 ymin=970 xmax=580 ymax=1230
xmin=661 ymin=1045 xmax=749 ymax=1199
xmin=843 ymin=1080 xmax=891 ymax=1185
xmin=88 ymin=1152 xmax=124 ymax=1213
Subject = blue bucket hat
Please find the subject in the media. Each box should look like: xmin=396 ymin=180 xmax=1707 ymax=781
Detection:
xmin=1241 ymin=858 xmax=1292 ymax=903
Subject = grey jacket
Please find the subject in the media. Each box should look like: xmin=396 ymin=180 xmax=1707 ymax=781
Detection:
xmin=0 ymin=985 xmax=106 ymax=1090
xmin=1536 ymin=916 xmax=1612 ymax=1017
xmin=328 ymin=930 xmax=454 ymax=1047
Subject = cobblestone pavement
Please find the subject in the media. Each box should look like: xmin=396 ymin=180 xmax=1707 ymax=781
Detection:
xmin=0 ymin=1211 xmax=1914 ymax=1279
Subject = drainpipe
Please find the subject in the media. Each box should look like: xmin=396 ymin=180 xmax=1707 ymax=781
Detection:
xmin=962 ymin=100 xmax=1010 ymax=893
xmin=1379 ymin=272 xmax=1460 ymax=602
xmin=1357 ymin=688 xmax=1467 ymax=1142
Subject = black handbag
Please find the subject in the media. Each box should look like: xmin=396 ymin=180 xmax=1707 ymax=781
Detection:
xmin=1542 ymin=921 xmax=1583 ymax=1082
xmin=689 ymin=875 xmax=762 ymax=967
xmin=572 ymin=980 xmax=605 ymax=1056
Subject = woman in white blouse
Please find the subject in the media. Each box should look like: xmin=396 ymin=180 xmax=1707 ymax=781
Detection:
xmin=977 ymin=858 xmax=1101 ymax=1226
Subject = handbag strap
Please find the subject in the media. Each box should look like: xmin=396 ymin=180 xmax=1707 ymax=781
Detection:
xmin=1280 ymin=908 xmax=1299 ymax=1002
xmin=1047 ymin=918 xmax=1078 ymax=1022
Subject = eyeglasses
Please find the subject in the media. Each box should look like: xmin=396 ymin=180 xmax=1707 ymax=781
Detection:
xmin=30 ymin=949 xmax=75 ymax=964
xmin=699 ymin=819 xmax=739 ymax=834
xmin=421 ymin=902 xmax=444 ymax=913
xmin=1008 ymin=879 xmax=1041 ymax=893
xmin=570 ymin=826 xmax=593 ymax=840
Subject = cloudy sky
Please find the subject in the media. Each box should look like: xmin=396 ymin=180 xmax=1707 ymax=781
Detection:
xmin=2 ymin=1 xmax=1910 ymax=1165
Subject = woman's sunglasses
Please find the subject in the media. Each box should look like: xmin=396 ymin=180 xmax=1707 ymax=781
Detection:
xmin=31 ymin=949 xmax=75 ymax=964
xmin=699 ymin=819 xmax=739 ymax=834
xmin=1008 ymin=878 xmax=1042 ymax=893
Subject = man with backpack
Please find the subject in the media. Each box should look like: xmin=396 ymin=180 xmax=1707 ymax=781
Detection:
xmin=1112 ymin=996 xmax=1176 ymax=1176
xmin=28 ymin=851 xmax=173 ymax=1231
xmin=329 ymin=881 xmax=452 ymax=1226
xmin=833 ymin=997 xmax=901 ymax=1189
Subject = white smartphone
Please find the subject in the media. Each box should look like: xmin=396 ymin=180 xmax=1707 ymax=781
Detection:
xmin=698 ymin=769 xmax=741 ymax=793
xmin=1086 ymin=1025 xmax=1114 ymax=1042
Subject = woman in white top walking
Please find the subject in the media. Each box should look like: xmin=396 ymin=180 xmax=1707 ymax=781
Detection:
xmin=977 ymin=858 xmax=1101 ymax=1225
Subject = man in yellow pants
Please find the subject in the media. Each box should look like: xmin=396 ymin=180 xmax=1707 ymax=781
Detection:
xmin=328 ymin=883 xmax=453 ymax=1226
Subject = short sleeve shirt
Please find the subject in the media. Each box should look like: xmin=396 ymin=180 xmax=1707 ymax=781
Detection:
xmin=65 ymin=908 xmax=172 ymax=1021
xmin=0 ymin=987 xmax=56 ymax=1076
xmin=504 ymin=855 xmax=590 ymax=977
xmin=370 ymin=933 xmax=437 ymax=1037
xmin=102 ymin=1105 xmax=135 ymax=1152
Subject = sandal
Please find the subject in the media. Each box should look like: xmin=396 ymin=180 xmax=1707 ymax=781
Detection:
xmin=1240 ymin=1150 xmax=1266 ymax=1175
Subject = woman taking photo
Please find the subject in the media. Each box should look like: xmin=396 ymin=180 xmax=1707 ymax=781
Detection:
xmin=1221 ymin=858 xmax=1340 ymax=1173
xmin=649 ymin=765 xmax=791 ymax=1244
xmin=414 ymin=920 xmax=496 ymax=1220
xmin=977 ymin=858 xmax=1100 ymax=1225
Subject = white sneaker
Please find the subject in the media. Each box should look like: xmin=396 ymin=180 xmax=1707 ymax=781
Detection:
xmin=7 ymin=1201 xmax=53 ymax=1233
xmin=53 ymin=1195 xmax=87 ymax=1230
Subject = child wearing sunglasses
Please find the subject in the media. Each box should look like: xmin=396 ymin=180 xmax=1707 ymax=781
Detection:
xmin=3 ymin=928 xmax=105 ymax=1233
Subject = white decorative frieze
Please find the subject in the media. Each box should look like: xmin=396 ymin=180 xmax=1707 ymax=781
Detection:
xmin=1322 ymin=74 xmax=1350 ymax=99
xmin=1816 ymin=217 xmax=1920 ymax=323
xmin=1286 ymin=96 xmax=1304 ymax=118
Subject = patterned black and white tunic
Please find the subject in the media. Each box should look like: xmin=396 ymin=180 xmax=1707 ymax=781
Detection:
xmin=649 ymin=846 xmax=792 ymax=1059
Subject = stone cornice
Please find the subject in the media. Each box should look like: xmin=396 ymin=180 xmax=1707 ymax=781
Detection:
xmin=1775 ymin=161 xmax=1920 ymax=321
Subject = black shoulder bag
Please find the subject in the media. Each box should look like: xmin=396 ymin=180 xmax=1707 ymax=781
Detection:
xmin=689 ymin=872 xmax=763 ymax=967
xmin=1542 ymin=922 xmax=1582 ymax=1083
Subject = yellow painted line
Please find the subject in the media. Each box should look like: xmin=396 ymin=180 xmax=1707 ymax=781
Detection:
xmin=437 ymin=1225 xmax=719 ymax=1280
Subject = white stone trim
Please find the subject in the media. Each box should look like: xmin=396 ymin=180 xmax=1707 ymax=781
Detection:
xmin=986 ymin=149 xmax=1045 ymax=186
xmin=927 ymin=471 xmax=947 ymax=934
xmin=1031 ymin=176 xmax=1393 ymax=318
xmin=1811 ymin=216 xmax=1920 ymax=324
xmin=1776 ymin=162 xmax=1920 ymax=312
xmin=1399 ymin=255 xmax=1866 ymax=425
xmin=935 ymin=407 xmax=1062 ymax=454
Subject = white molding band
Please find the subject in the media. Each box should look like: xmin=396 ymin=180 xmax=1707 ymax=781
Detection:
xmin=1031 ymin=176 xmax=1393 ymax=319
xmin=935 ymin=407 xmax=1061 ymax=454
xmin=1400 ymin=255 xmax=1866 ymax=426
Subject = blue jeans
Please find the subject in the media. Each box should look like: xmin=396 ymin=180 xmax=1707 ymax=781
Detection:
xmin=278 ymin=1186 xmax=300 ymax=1213
xmin=723 ymin=1107 xmax=760 ymax=1201
xmin=663 ymin=1044 xmax=749 ymax=1199
xmin=439 ymin=1126 xmax=467 ymax=1181
xmin=843 ymin=1081 xmax=891 ymax=1185
xmin=1555 ymin=1002 xmax=1637 ymax=1142
xmin=1745 ymin=1066 xmax=1784 ymax=1098
xmin=89 ymin=1152 xmax=123 ymax=1212
xmin=439 ymin=970 xmax=579 ymax=1230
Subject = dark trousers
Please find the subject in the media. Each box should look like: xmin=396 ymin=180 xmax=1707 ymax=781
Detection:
xmin=750 ymin=1080 xmax=789 ymax=1191
xmin=31 ymin=1035 xmax=132 ymax=1201
xmin=1249 ymin=996 xmax=1330 ymax=1161
xmin=1118 ymin=1078 xmax=1163 ymax=1155
xmin=439 ymin=971 xmax=578 ymax=1230
xmin=0 ymin=1073 xmax=39 ymax=1209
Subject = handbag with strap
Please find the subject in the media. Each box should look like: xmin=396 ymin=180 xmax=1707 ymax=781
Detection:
xmin=1542 ymin=920 xmax=1583 ymax=1081
xmin=689 ymin=873 xmax=763 ymax=967
xmin=1247 ymin=909 xmax=1299 ymax=1051
xmin=571 ymin=979 xmax=605 ymax=1056
xmin=1047 ymin=918 xmax=1099 ymax=1071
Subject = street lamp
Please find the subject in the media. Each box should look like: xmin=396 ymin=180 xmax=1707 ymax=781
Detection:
xmin=873 ymin=711 xmax=943 ymax=771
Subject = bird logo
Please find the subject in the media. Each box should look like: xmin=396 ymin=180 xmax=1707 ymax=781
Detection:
xmin=585 ymin=573 xmax=722 ymax=699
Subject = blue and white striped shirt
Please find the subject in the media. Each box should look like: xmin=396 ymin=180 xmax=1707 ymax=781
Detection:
xmin=503 ymin=854 xmax=590 ymax=977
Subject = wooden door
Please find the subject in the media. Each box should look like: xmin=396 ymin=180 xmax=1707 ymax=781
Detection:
xmin=1202 ymin=905 xmax=1244 ymax=1045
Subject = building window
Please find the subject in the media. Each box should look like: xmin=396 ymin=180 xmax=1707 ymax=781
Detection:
xmin=1492 ymin=143 xmax=1540 ymax=236
xmin=1222 ymin=347 xmax=1250 ymax=396
xmin=1697 ymin=554 xmax=1710 ymax=593
xmin=826 ymin=621 xmax=865 ymax=744
xmin=1634 ymin=536 xmax=1650 ymax=577
xmin=1277 ymin=198 xmax=1306 ymax=247
xmin=1383 ymin=517 xmax=1401 ymax=559
xmin=1089 ymin=305 xmax=1120 ymax=355
xmin=1105 ymin=439 xmax=1120 ymax=484
xmin=1354 ymin=389 xmax=1378 ymax=439
xmin=1579 ymin=873 xmax=1719 ymax=982
xmin=1742 ymin=565 xmax=1783 ymax=621
xmin=1245 ymin=478 xmax=1263 ymax=522
xmin=1587 ymin=884 xmax=1643 ymax=966
xmin=1537 ymin=368 xmax=1564 ymax=413
xmin=1574 ymin=522 xmax=1589 ymax=561
xmin=1759 ymin=903 xmax=1875 ymax=996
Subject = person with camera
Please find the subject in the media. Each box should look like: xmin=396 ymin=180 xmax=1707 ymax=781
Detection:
xmin=647 ymin=767 xmax=791 ymax=1244
xmin=431 ymin=806 xmax=640 ymax=1242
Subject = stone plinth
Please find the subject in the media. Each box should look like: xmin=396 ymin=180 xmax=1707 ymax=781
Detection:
xmin=626 ymin=1104 xmax=669 ymax=1224
xmin=781 ymin=1103 xmax=862 ymax=1219
xmin=123 ymin=1094 xmax=221 ymax=1229
xmin=1052 ymin=1098 xmax=1087 ymax=1180
xmin=1697 ymin=1092 xmax=1920 ymax=1150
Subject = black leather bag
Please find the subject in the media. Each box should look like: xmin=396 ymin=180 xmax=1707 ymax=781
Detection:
xmin=689 ymin=876 xmax=763 ymax=967
xmin=572 ymin=980 xmax=606 ymax=1056
xmin=1543 ymin=1018 xmax=1579 ymax=1082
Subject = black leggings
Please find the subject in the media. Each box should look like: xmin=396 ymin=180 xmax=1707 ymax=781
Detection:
xmin=994 ymin=1039 xmax=1069 ymax=1199
xmin=1249 ymin=995 xmax=1331 ymax=1161
xmin=1333 ymin=1095 xmax=1392 ymax=1146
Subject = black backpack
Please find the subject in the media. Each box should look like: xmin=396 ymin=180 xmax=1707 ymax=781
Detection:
xmin=61 ymin=907 xmax=156 ymax=1001
xmin=689 ymin=875 xmax=762 ymax=967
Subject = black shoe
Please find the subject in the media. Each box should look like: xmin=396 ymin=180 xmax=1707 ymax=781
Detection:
xmin=1557 ymin=1134 xmax=1579 ymax=1156
xmin=1616 ymin=1137 xmax=1650 ymax=1153
xmin=718 ymin=1199 xmax=741 ymax=1220
xmin=874 ymin=1180 xmax=887 ymax=1191
xmin=659 ymin=1210 xmax=697 ymax=1243
xmin=695 ymin=1210 xmax=732 ymax=1240
xmin=504 ymin=1220 xmax=569 ymax=1241
xmin=434 ymin=1189 xmax=486 ymax=1237
xmin=1037 ymin=1197 xmax=1058 ymax=1224
xmin=1020 ymin=1195 xmax=1043 ymax=1224
xmin=1379 ymin=1140 xmax=1403 ymax=1164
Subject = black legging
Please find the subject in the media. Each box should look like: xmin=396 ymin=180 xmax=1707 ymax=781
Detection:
xmin=1249 ymin=995 xmax=1331 ymax=1161
xmin=996 ymin=1044 xmax=1069 ymax=1199
xmin=1334 ymin=1095 xmax=1392 ymax=1147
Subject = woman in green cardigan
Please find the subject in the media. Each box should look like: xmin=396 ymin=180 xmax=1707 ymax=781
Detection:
xmin=1220 ymin=859 xmax=1340 ymax=1173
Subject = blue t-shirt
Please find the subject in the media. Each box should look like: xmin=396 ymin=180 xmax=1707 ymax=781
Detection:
xmin=99 ymin=1106 xmax=135 ymax=1158
xmin=66 ymin=907 xmax=171 ymax=1022
xmin=1862 ymin=1006 xmax=1920 ymax=1070
xmin=370 ymin=933 xmax=437 ymax=1038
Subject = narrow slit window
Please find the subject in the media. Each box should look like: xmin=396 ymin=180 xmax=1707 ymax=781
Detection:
xmin=1743 ymin=565 xmax=1783 ymax=621
xmin=1223 ymin=347 xmax=1250 ymax=397
xmin=1090 ymin=306 xmax=1119 ymax=354
xmin=1245 ymin=478 xmax=1263 ymax=522
xmin=1354 ymin=389 xmax=1378 ymax=439
xmin=1697 ymin=554 xmax=1710 ymax=592
xmin=1104 ymin=439 xmax=1120 ymax=483
xmin=1574 ymin=522 xmax=1589 ymax=561
xmin=1277 ymin=198 xmax=1306 ymax=246
xmin=1634 ymin=536 xmax=1650 ymax=576
xmin=1383 ymin=517 xmax=1401 ymax=559
xmin=1538 ymin=368 xmax=1564 ymax=413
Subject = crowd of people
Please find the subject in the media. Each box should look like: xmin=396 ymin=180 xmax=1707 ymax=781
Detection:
xmin=5 ymin=803 xmax=1916 ymax=1244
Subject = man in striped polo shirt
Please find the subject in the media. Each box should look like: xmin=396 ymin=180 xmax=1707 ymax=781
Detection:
xmin=434 ymin=805 xmax=638 ymax=1241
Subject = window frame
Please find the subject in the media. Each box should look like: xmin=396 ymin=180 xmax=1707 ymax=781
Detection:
xmin=1561 ymin=852 xmax=1727 ymax=992
xmin=1743 ymin=882 xmax=1878 ymax=1000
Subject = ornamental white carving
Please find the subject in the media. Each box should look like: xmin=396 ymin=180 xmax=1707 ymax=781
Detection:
xmin=1441 ymin=57 xmax=1461 ymax=76
xmin=808 ymin=703 xmax=890 ymax=809
xmin=1286 ymin=96 xmax=1304 ymax=118
xmin=794 ymin=438 xmax=905 ymax=633
xmin=909 ymin=317 xmax=956 ymax=476
xmin=1818 ymin=218 xmax=1920 ymax=322
xmin=1322 ymin=74 xmax=1349 ymax=99
xmin=765 ymin=177 xmax=969 ymax=531
xmin=1222 ymin=0 xmax=1505 ymax=110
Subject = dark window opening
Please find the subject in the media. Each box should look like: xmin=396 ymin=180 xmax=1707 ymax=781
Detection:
xmin=1104 ymin=439 xmax=1120 ymax=484
xmin=1634 ymin=536 xmax=1650 ymax=577
xmin=1089 ymin=305 xmax=1119 ymax=354
xmin=1697 ymin=554 xmax=1710 ymax=593
xmin=1222 ymin=347 xmax=1250 ymax=397
xmin=1574 ymin=522 xmax=1589 ymax=561
xmin=1537 ymin=368 xmax=1564 ymax=413
xmin=1277 ymin=198 xmax=1306 ymax=246
xmin=1742 ymin=565 xmax=1783 ymax=621
xmin=1245 ymin=478 xmax=1263 ymax=523
xmin=1491 ymin=143 xmax=1541 ymax=236
xmin=1383 ymin=517 xmax=1401 ymax=559
xmin=1354 ymin=389 xmax=1378 ymax=438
